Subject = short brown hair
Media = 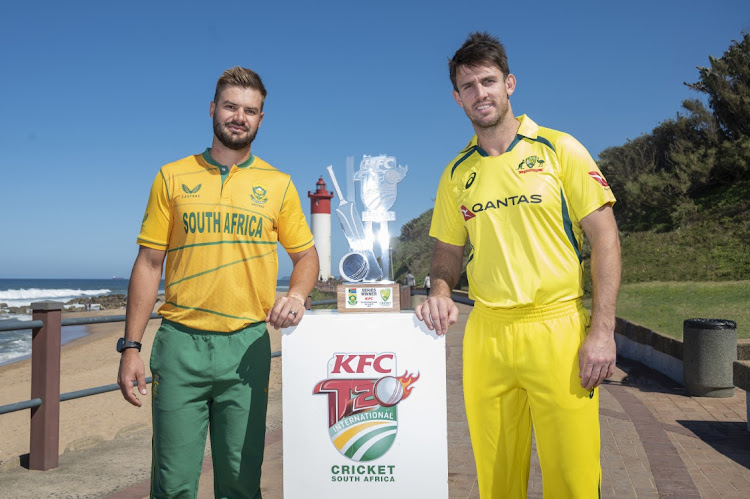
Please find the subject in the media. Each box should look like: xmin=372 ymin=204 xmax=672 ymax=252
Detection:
xmin=449 ymin=32 xmax=510 ymax=91
xmin=214 ymin=67 xmax=267 ymax=109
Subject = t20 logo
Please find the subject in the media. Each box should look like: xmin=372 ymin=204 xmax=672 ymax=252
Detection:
xmin=313 ymin=352 xmax=419 ymax=461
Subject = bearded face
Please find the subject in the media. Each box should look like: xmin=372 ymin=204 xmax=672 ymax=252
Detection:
xmin=453 ymin=63 xmax=515 ymax=131
xmin=213 ymin=114 xmax=258 ymax=150
xmin=210 ymin=86 xmax=264 ymax=151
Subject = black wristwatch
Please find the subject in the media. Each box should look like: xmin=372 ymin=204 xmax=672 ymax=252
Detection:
xmin=116 ymin=338 xmax=142 ymax=353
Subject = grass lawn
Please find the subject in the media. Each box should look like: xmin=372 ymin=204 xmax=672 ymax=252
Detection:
xmin=585 ymin=281 xmax=749 ymax=340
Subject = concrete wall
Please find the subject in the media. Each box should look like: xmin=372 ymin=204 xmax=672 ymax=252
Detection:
xmin=614 ymin=317 xmax=750 ymax=387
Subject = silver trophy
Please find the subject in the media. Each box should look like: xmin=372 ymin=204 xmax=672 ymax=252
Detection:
xmin=327 ymin=155 xmax=407 ymax=283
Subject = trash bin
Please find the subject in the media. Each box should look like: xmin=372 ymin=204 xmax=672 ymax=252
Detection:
xmin=683 ymin=318 xmax=737 ymax=397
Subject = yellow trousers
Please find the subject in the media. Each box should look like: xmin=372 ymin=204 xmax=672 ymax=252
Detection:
xmin=463 ymin=300 xmax=601 ymax=498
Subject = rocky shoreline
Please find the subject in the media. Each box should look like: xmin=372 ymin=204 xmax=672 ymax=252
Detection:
xmin=1 ymin=294 xmax=164 ymax=315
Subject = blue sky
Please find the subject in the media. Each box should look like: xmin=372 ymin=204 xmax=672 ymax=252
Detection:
xmin=1 ymin=1 xmax=748 ymax=279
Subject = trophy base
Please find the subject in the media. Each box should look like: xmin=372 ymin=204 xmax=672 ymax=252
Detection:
xmin=336 ymin=283 xmax=401 ymax=313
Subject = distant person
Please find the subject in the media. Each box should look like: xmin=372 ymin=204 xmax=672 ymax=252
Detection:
xmin=117 ymin=66 xmax=319 ymax=498
xmin=404 ymin=271 xmax=416 ymax=287
xmin=423 ymin=274 xmax=431 ymax=290
xmin=414 ymin=32 xmax=620 ymax=498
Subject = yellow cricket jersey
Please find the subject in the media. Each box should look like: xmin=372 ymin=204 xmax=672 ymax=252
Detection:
xmin=431 ymin=115 xmax=616 ymax=308
xmin=137 ymin=149 xmax=315 ymax=332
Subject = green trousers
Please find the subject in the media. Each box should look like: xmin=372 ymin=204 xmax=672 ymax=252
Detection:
xmin=149 ymin=319 xmax=270 ymax=498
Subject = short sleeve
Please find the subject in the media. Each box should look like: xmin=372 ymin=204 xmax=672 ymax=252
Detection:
xmin=137 ymin=170 xmax=172 ymax=250
xmin=558 ymin=135 xmax=616 ymax=223
xmin=278 ymin=178 xmax=315 ymax=253
xmin=429 ymin=166 xmax=468 ymax=247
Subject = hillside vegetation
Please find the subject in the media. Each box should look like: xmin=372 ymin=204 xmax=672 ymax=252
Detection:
xmin=392 ymin=34 xmax=750 ymax=290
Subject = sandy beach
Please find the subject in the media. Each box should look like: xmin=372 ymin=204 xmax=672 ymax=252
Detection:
xmin=0 ymin=307 xmax=283 ymax=469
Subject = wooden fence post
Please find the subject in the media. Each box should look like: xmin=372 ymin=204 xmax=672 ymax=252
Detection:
xmin=401 ymin=285 xmax=412 ymax=310
xmin=29 ymin=301 xmax=63 ymax=471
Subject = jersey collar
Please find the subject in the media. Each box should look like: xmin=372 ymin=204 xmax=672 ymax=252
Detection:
xmin=515 ymin=114 xmax=539 ymax=140
xmin=459 ymin=115 xmax=540 ymax=154
xmin=201 ymin=148 xmax=255 ymax=169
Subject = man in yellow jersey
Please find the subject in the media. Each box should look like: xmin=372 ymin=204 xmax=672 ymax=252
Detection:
xmin=117 ymin=67 xmax=319 ymax=498
xmin=415 ymin=33 xmax=621 ymax=498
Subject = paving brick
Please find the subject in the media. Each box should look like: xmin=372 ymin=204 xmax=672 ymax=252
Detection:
xmin=612 ymin=485 xmax=637 ymax=497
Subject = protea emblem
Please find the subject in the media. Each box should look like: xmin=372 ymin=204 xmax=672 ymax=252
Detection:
xmin=313 ymin=352 xmax=420 ymax=461
xmin=250 ymin=184 xmax=268 ymax=204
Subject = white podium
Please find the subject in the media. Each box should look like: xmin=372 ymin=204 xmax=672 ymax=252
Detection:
xmin=281 ymin=310 xmax=448 ymax=498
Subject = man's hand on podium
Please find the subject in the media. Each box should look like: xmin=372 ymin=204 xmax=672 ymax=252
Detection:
xmin=414 ymin=295 xmax=458 ymax=336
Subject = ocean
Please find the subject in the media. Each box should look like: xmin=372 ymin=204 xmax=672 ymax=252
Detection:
xmin=0 ymin=277 xmax=290 ymax=367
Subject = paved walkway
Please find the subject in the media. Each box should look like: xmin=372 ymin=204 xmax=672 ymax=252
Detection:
xmin=115 ymin=304 xmax=750 ymax=498
xmin=3 ymin=303 xmax=749 ymax=497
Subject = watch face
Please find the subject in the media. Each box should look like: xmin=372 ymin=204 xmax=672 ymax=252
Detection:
xmin=116 ymin=338 xmax=125 ymax=352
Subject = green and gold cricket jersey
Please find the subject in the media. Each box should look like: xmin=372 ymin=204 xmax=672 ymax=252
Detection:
xmin=138 ymin=149 xmax=314 ymax=331
xmin=430 ymin=115 xmax=616 ymax=308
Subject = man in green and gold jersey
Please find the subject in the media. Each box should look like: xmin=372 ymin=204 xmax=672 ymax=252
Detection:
xmin=415 ymin=33 xmax=621 ymax=498
xmin=117 ymin=66 xmax=319 ymax=498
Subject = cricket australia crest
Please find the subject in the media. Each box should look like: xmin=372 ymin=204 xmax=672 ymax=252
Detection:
xmin=313 ymin=352 xmax=419 ymax=461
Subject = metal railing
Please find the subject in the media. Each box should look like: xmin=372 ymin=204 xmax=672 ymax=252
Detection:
xmin=0 ymin=286 xmax=457 ymax=471
xmin=0 ymin=312 xmax=164 ymax=416
xmin=0 ymin=295 xmax=340 ymax=470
